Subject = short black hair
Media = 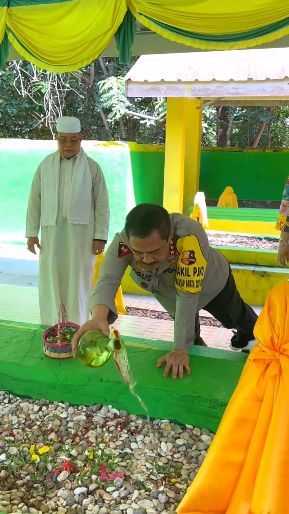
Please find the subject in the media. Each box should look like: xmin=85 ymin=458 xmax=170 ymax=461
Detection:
xmin=125 ymin=204 xmax=171 ymax=240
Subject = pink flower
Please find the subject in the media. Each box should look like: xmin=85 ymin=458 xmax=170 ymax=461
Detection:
xmin=62 ymin=460 xmax=76 ymax=472
xmin=100 ymin=464 xmax=124 ymax=481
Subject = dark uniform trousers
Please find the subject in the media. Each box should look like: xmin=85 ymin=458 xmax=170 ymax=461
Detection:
xmin=194 ymin=269 xmax=257 ymax=343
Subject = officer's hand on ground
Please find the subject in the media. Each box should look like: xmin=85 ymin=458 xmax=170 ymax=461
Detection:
xmin=72 ymin=318 xmax=110 ymax=356
xmin=278 ymin=244 xmax=289 ymax=266
xmin=92 ymin=240 xmax=105 ymax=255
xmin=27 ymin=237 xmax=41 ymax=254
xmin=157 ymin=349 xmax=191 ymax=379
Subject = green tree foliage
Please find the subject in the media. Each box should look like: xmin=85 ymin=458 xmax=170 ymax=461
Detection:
xmin=1 ymin=58 xmax=289 ymax=148
xmin=202 ymin=105 xmax=289 ymax=148
xmin=0 ymin=59 xmax=166 ymax=143
xmin=202 ymin=106 xmax=217 ymax=147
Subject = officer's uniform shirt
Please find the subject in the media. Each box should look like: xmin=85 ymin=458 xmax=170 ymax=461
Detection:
xmin=90 ymin=213 xmax=230 ymax=349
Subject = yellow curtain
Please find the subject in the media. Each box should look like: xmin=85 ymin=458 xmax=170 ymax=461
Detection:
xmin=92 ymin=252 xmax=126 ymax=315
xmin=3 ymin=1 xmax=289 ymax=70
xmin=128 ymin=0 xmax=289 ymax=50
xmin=7 ymin=0 xmax=127 ymax=72
xmin=177 ymin=281 xmax=289 ymax=514
xmin=0 ymin=3 xmax=7 ymax=43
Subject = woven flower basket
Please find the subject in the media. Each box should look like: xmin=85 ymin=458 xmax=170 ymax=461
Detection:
xmin=43 ymin=304 xmax=79 ymax=359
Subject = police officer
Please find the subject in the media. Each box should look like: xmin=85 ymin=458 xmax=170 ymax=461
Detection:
xmin=73 ymin=204 xmax=257 ymax=379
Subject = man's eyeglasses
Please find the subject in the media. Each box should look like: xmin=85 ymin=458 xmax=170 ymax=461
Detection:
xmin=58 ymin=137 xmax=81 ymax=145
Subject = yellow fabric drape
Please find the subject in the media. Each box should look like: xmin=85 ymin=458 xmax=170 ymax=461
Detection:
xmin=7 ymin=0 xmax=126 ymax=72
xmin=275 ymin=214 xmax=289 ymax=231
xmin=128 ymin=0 xmax=289 ymax=50
xmin=2 ymin=1 xmax=289 ymax=70
xmin=92 ymin=252 xmax=126 ymax=315
xmin=177 ymin=281 xmax=289 ymax=514
xmin=0 ymin=4 xmax=7 ymax=43
xmin=217 ymin=186 xmax=238 ymax=208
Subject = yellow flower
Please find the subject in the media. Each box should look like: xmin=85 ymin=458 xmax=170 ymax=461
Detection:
xmin=29 ymin=445 xmax=36 ymax=456
xmin=29 ymin=443 xmax=51 ymax=461
xmin=87 ymin=448 xmax=94 ymax=460
xmin=37 ymin=446 xmax=51 ymax=455
xmin=170 ymin=478 xmax=178 ymax=484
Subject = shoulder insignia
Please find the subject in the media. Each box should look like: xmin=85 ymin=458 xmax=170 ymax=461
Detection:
xmin=118 ymin=241 xmax=132 ymax=258
xmin=168 ymin=239 xmax=179 ymax=259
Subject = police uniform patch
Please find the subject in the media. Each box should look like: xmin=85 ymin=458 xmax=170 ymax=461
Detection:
xmin=175 ymin=235 xmax=207 ymax=293
xmin=181 ymin=250 xmax=196 ymax=266
xmin=118 ymin=241 xmax=132 ymax=258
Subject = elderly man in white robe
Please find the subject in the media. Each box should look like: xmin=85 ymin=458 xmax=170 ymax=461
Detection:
xmin=26 ymin=116 xmax=110 ymax=325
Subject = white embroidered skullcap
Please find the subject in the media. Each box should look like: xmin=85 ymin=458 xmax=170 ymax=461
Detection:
xmin=56 ymin=116 xmax=81 ymax=133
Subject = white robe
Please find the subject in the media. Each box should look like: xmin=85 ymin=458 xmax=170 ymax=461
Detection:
xmin=26 ymin=154 xmax=109 ymax=325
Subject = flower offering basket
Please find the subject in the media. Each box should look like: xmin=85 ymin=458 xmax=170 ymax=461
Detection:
xmin=43 ymin=303 xmax=79 ymax=359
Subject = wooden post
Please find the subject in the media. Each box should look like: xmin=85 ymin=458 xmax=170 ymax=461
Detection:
xmin=163 ymin=98 xmax=202 ymax=214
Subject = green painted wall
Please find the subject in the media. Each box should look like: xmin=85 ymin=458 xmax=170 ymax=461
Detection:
xmin=0 ymin=140 xmax=135 ymax=243
xmin=0 ymin=140 xmax=166 ymax=244
xmin=200 ymin=149 xmax=289 ymax=201
xmin=129 ymin=147 xmax=164 ymax=204
xmin=130 ymin=146 xmax=289 ymax=203
xmin=2 ymin=140 xmax=289 ymax=244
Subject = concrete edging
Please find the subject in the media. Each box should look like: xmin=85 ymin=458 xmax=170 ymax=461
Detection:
xmin=0 ymin=319 xmax=247 ymax=432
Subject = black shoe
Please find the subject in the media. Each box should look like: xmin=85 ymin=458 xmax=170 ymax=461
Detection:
xmin=194 ymin=336 xmax=207 ymax=347
xmin=230 ymin=331 xmax=256 ymax=352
